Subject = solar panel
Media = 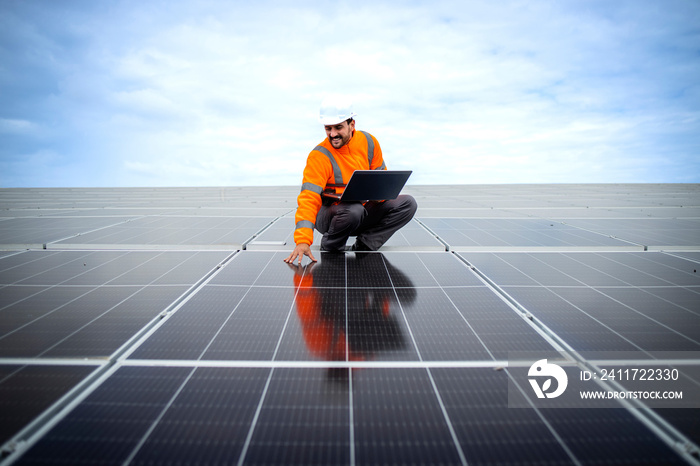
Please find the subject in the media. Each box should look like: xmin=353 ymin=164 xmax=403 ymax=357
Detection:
xmin=0 ymin=217 xmax=136 ymax=247
xmin=420 ymin=218 xmax=635 ymax=250
xmin=12 ymin=366 xmax=195 ymax=465
xmin=430 ymin=367 xmax=575 ymax=464
xmin=1 ymin=185 xmax=698 ymax=464
xmin=0 ymin=251 xmax=230 ymax=359
xmin=0 ymin=364 xmax=97 ymax=446
xmin=562 ymin=218 xmax=700 ymax=248
xmin=248 ymin=217 xmax=445 ymax=251
xmin=352 ymin=368 xmax=464 ymax=465
xmin=431 ymin=367 xmax=688 ymax=465
xmin=49 ymin=216 xmax=275 ymax=249
xmin=242 ymin=367 xmax=350 ymax=465
xmin=461 ymin=251 xmax=700 ymax=353
xmin=13 ymin=366 xmax=689 ymax=466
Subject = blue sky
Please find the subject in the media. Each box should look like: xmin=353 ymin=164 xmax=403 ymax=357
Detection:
xmin=1 ymin=0 xmax=699 ymax=187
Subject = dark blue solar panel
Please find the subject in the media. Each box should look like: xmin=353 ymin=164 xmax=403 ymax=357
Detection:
xmin=14 ymin=366 xmax=193 ymax=465
xmin=128 ymin=286 xmax=250 ymax=360
xmin=352 ymin=368 xmax=463 ymax=465
xmin=242 ymin=368 xmax=350 ymax=465
xmin=0 ymin=365 xmax=95 ymax=446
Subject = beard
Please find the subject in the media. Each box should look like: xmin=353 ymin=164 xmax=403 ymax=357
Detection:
xmin=330 ymin=132 xmax=351 ymax=148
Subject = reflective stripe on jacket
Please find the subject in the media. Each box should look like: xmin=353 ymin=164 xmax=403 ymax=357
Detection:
xmin=294 ymin=130 xmax=386 ymax=246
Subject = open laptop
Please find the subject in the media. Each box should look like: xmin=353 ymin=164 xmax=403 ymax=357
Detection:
xmin=322 ymin=170 xmax=412 ymax=202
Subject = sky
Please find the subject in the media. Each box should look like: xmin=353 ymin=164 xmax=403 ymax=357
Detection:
xmin=1 ymin=0 xmax=699 ymax=187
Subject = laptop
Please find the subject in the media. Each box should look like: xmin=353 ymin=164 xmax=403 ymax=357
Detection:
xmin=322 ymin=170 xmax=412 ymax=202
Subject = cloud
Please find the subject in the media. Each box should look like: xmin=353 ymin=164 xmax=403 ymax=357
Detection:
xmin=0 ymin=118 xmax=39 ymax=134
xmin=1 ymin=0 xmax=699 ymax=187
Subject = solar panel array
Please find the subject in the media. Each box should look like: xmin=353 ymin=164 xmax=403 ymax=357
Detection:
xmin=1 ymin=184 xmax=699 ymax=465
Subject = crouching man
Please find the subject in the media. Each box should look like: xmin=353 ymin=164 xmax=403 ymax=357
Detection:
xmin=284 ymin=95 xmax=417 ymax=265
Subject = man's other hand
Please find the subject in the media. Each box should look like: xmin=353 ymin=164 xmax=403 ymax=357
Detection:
xmin=283 ymin=243 xmax=317 ymax=265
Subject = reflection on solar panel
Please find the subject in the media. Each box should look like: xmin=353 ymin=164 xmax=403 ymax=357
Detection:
xmin=0 ymin=185 xmax=698 ymax=465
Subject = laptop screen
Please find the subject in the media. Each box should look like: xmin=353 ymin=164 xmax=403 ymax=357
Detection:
xmin=336 ymin=170 xmax=412 ymax=202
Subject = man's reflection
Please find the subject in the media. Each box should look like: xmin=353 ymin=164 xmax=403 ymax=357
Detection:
xmin=288 ymin=252 xmax=416 ymax=361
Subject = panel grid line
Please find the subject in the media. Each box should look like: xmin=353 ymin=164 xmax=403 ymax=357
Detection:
xmin=348 ymin=368 xmax=355 ymax=466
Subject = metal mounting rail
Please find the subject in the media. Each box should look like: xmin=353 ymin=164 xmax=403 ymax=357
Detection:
xmin=414 ymin=218 xmax=450 ymax=251
xmin=240 ymin=210 xmax=294 ymax=250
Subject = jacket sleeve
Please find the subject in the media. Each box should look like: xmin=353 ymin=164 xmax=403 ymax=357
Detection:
xmin=368 ymin=133 xmax=386 ymax=170
xmin=294 ymin=151 xmax=332 ymax=245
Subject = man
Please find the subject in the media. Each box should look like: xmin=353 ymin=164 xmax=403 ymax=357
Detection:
xmin=284 ymin=95 xmax=417 ymax=264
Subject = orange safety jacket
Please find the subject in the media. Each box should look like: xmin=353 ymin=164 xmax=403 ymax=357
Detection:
xmin=294 ymin=130 xmax=386 ymax=246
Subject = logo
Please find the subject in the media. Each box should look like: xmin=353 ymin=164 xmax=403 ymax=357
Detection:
xmin=528 ymin=359 xmax=568 ymax=399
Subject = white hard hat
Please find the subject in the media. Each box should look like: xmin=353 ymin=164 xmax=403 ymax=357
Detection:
xmin=319 ymin=94 xmax=357 ymax=126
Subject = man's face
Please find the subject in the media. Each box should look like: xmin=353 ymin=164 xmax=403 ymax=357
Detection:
xmin=325 ymin=119 xmax=355 ymax=149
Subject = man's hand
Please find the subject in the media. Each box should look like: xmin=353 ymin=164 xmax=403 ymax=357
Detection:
xmin=286 ymin=259 xmax=316 ymax=277
xmin=283 ymin=243 xmax=317 ymax=265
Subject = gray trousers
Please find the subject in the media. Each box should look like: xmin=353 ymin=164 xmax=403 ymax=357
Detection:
xmin=315 ymin=194 xmax=418 ymax=252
